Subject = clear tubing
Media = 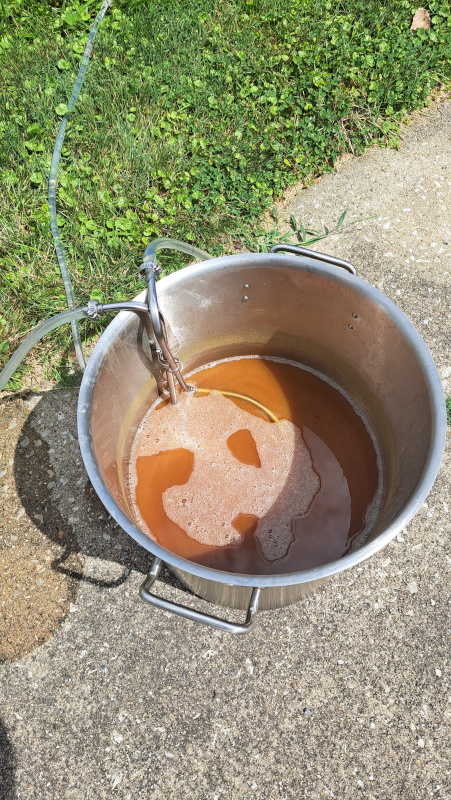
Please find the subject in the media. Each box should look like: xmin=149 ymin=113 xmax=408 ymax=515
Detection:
xmin=141 ymin=239 xmax=212 ymax=402
xmin=142 ymin=238 xmax=212 ymax=264
xmin=48 ymin=0 xmax=114 ymax=372
xmin=0 ymin=301 xmax=151 ymax=393
xmin=0 ymin=308 xmax=87 ymax=393
xmin=194 ymin=388 xmax=278 ymax=423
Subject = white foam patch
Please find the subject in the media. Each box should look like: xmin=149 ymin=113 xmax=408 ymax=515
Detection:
xmin=132 ymin=390 xmax=320 ymax=561
xmin=185 ymin=355 xmax=385 ymax=551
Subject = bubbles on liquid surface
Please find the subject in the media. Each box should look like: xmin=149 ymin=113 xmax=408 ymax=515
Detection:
xmin=131 ymin=390 xmax=320 ymax=561
xmin=128 ymin=355 xmax=382 ymax=574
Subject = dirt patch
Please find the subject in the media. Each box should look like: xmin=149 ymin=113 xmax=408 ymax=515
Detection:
xmin=0 ymin=394 xmax=83 ymax=662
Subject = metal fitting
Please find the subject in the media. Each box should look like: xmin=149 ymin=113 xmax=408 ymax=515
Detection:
xmin=157 ymin=352 xmax=182 ymax=374
xmin=86 ymin=299 xmax=102 ymax=319
xmin=139 ymin=262 xmax=162 ymax=280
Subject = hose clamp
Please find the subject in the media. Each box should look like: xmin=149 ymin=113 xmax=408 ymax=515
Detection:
xmin=157 ymin=352 xmax=181 ymax=373
xmin=139 ymin=262 xmax=162 ymax=280
xmin=86 ymin=299 xmax=102 ymax=319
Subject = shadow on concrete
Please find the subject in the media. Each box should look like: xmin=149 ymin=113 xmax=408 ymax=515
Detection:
xmin=11 ymin=388 xmax=187 ymax=594
xmin=0 ymin=719 xmax=15 ymax=800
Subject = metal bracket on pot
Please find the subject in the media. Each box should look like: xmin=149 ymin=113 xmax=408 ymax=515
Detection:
xmin=139 ymin=261 xmax=193 ymax=404
xmin=269 ymin=244 xmax=357 ymax=275
xmin=139 ymin=556 xmax=261 ymax=634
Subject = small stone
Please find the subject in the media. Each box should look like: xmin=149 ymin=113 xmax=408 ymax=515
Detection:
xmin=19 ymin=437 xmax=29 ymax=448
xmin=417 ymin=738 xmax=425 ymax=748
xmin=435 ymin=669 xmax=442 ymax=677
xmin=244 ymin=658 xmax=254 ymax=676
xmin=410 ymin=8 xmax=431 ymax=30
xmin=111 ymin=773 xmax=123 ymax=789
xmin=408 ymin=581 xmax=418 ymax=594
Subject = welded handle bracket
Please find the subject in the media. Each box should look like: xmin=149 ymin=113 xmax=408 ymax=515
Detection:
xmin=139 ymin=557 xmax=261 ymax=634
xmin=269 ymin=244 xmax=356 ymax=275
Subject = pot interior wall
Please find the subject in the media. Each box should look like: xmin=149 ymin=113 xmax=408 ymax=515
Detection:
xmin=88 ymin=256 xmax=436 ymax=564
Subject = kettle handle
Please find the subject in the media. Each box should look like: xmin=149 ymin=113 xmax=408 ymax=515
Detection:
xmin=269 ymin=244 xmax=356 ymax=275
xmin=139 ymin=556 xmax=261 ymax=635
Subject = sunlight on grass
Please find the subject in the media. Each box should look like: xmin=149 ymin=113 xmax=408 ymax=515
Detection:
xmin=0 ymin=0 xmax=450 ymax=383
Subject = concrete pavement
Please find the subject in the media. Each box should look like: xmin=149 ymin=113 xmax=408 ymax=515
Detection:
xmin=0 ymin=99 xmax=450 ymax=800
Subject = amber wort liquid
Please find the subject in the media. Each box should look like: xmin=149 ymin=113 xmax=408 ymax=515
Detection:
xmin=128 ymin=357 xmax=381 ymax=575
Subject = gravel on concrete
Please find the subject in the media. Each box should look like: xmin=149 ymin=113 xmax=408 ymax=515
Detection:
xmin=0 ymin=98 xmax=450 ymax=800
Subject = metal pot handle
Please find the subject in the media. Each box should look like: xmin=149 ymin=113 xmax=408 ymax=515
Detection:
xmin=139 ymin=556 xmax=261 ymax=634
xmin=269 ymin=244 xmax=356 ymax=275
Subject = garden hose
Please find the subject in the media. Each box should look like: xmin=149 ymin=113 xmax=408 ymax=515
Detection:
xmin=48 ymin=0 xmax=114 ymax=371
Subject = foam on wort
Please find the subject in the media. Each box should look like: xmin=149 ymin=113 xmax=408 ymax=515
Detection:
xmin=131 ymin=390 xmax=320 ymax=561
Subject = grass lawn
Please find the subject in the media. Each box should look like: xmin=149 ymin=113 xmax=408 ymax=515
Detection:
xmin=0 ymin=0 xmax=450 ymax=386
